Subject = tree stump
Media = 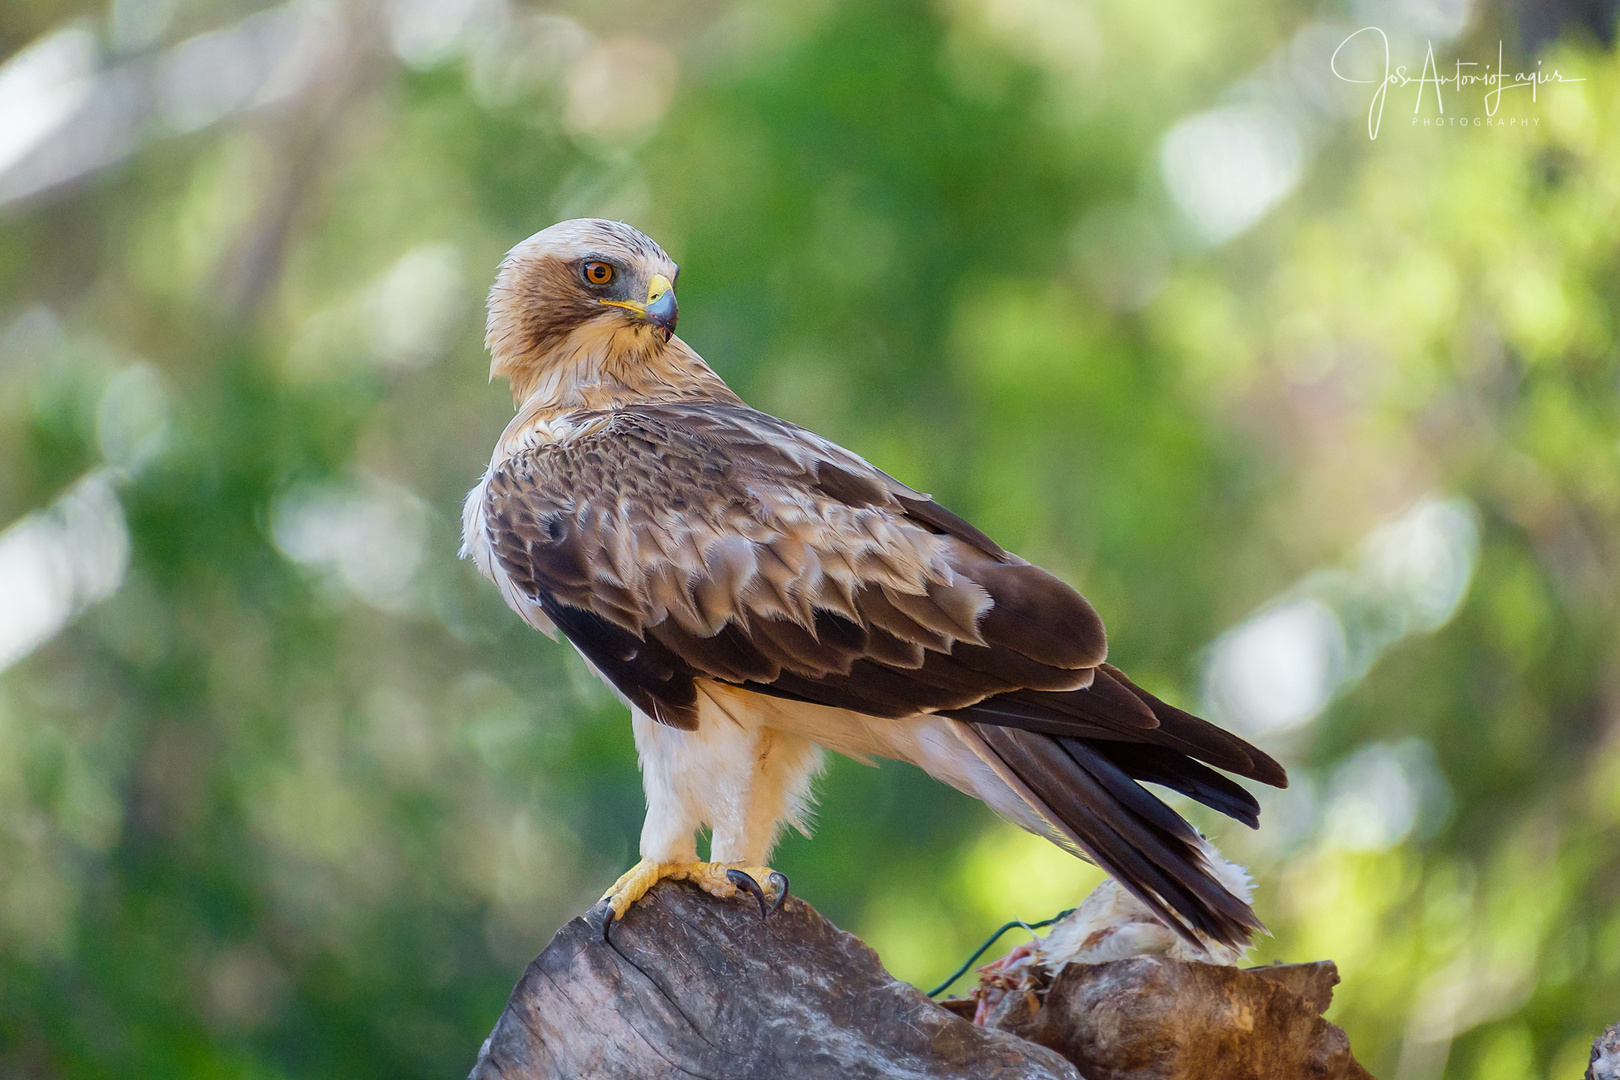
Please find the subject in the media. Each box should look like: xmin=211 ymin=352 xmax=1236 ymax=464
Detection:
xmin=468 ymin=880 xmax=1079 ymax=1079
xmin=467 ymin=880 xmax=1372 ymax=1080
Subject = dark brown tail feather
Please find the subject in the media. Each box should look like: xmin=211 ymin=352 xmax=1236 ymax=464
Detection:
xmin=946 ymin=665 xmax=1288 ymax=792
xmin=1101 ymin=742 xmax=1263 ymax=828
xmin=1100 ymin=664 xmax=1288 ymax=788
xmin=974 ymin=724 xmax=1266 ymax=951
xmin=955 ymin=667 xmax=1285 ymax=951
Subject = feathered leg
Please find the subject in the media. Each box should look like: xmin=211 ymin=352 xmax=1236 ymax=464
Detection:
xmin=600 ymin=700 xmax=818 ymax=927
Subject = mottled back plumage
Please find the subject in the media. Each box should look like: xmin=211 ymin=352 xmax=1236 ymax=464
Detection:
xmin=483 ymin=401 xmax=1109 ymax=728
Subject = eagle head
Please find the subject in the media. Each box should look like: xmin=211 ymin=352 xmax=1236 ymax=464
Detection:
xmin=486 ymin=218 xmax=681 ymax=403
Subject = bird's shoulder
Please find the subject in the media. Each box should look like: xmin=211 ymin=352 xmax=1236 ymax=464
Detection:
xmin=486 ymin=400 xmax=1009 ymax=562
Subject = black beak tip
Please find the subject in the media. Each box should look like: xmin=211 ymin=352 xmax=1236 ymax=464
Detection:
xmin=645 ymin=291 xmax=678 ymax=340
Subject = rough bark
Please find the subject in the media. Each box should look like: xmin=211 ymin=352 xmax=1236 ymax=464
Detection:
xmin=1590 ymin=1023 xmax=1620 ymax=1080
xmin=467 ymin=880 xmax=1372 ymax=1080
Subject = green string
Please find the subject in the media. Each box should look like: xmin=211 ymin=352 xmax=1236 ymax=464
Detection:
xmin=925 ymin=907 xmax=1076 ymax=999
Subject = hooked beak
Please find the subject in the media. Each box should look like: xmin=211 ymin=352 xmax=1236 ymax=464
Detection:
xmin=642 ymin=274 xmax=677 ymax=342
xmin=601 ymin=273 xmax=678 ymax=343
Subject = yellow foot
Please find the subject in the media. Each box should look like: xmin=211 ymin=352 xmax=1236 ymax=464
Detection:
xmin=597 ymin=860 xmax=789 ymax=935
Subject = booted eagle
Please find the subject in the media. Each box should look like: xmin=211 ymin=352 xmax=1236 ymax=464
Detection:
xmin=462 ymin=219 xmax=1286 ymax=950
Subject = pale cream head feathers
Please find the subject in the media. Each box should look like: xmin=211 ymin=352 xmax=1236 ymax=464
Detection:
xmin=485 ymin=218 xmax=689 ymax=406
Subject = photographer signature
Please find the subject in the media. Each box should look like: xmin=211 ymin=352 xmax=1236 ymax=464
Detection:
xmin=1331 ymin=27 xmax=1584 ymax=139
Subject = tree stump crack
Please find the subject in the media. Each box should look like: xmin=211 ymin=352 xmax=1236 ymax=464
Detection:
xmin=607 ymin=936 xmax=723 ymax=1053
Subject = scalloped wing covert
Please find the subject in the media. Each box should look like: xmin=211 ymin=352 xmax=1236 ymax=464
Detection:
xmin=481 ymin=403 xmax=1112 ymax=728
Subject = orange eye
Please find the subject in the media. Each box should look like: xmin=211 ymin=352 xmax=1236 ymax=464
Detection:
xmin=583 ymin=261 xmax=615 ymax=286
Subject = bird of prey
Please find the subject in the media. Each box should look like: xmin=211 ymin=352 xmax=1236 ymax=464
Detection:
xmin=462 ymin=218 xmax=1286 ymax=952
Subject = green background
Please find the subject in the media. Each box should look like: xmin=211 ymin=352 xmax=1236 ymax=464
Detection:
xmin=0 ymin=1 xmax=1617 ymax=1077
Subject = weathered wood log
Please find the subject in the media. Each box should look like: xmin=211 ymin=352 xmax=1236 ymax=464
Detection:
xmin=467 ymin=880 xmax=1080 ymax=1079
xmin=467 ymin=880 xmax=1372 ymax=1080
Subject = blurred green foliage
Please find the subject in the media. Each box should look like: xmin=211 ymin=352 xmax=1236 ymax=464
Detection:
xmin=0 ymin=1 xmax=1617 ymax=1077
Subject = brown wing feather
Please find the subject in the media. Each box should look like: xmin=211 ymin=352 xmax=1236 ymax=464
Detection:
xmin=481 ymin=402 xmax=1110 ymax=730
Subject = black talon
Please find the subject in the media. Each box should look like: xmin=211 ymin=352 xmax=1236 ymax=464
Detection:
xmin=590 ymin=899 xmax=616 ymax=942
xmin=726 ymin=869 xmax=770 ymax=918
xmin=766 ymin=871 xmax=790 ymax=916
